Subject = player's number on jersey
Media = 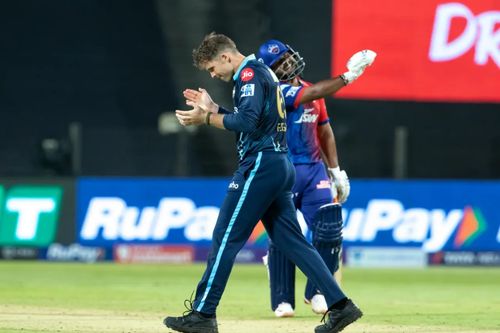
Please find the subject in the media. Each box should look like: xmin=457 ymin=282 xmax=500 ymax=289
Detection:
xmin=276 ymin=87 xmax=286 ymax=119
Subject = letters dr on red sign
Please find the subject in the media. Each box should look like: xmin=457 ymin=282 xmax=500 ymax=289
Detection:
xmin=332 ymin=0 xmax=500 ymax=103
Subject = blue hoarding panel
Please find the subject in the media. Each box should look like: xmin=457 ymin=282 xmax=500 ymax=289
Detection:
xmin=77 ymin=178 xmax=230 ymax=246
xmin=342 ymin=180 xmax=500 ymax=252
xmin=77 ymin=178 xmax=500 ymax=252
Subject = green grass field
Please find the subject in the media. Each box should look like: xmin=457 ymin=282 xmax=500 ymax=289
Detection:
xmin=0 ymin=261 xmax=499 ymax=333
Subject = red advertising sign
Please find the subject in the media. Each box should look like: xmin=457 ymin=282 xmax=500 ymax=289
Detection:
xmin=332 ymin=0 xmax=500 ymax=103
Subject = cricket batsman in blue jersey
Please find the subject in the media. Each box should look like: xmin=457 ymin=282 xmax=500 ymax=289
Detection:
xmin=257 ymin=40 xmax=376 ymax=317
xmin=163 ymin=32 xmax=364 ymax=333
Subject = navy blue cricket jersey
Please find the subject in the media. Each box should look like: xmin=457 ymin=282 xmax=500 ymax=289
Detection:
xmin=220 ymin=54 xmax=288 ymax=161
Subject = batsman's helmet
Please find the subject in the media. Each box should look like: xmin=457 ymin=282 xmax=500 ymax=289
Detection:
xmin=257 ymin=39 xmax=305 ymax=81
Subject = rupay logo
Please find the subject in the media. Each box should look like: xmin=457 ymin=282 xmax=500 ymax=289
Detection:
xmin=0 ymin=186 xmax=63 ymax=247
xmin=343 ymin=199 xmax=488 ymax=252
xmin=80 ymin=197 xmax=219 ymax=243
xmin=453 ymin=206 xmax=486 ymax=248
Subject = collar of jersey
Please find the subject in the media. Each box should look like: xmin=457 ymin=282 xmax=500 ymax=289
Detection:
xmin=233 ymin=54 xmax=256 ymax=81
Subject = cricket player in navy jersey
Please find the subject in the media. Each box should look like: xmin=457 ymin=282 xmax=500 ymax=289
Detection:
xmin=163 ymin=32 xmax=363 ymax=333
xmin=256 ymin=40 xmax=376 ymax=317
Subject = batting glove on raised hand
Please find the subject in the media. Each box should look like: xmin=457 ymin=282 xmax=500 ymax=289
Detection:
xmin=328 ymin=167 xmax=350 ymax=204
xmin=341 ymin=49 xmax=377 ymax=85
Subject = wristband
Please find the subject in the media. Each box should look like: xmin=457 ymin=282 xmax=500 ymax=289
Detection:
xmin=205 ymin=112 xmax=213 ymax=126
xmin=339 ymin=74 xmax=349 ymax=86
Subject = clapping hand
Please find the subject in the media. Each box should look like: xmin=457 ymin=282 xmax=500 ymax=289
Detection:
xmin=175 ymin=88 xmax=216 ymax=126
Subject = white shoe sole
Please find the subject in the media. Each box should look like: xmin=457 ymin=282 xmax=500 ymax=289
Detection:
xmin=275 ymin=310 xmax=294 ymax=318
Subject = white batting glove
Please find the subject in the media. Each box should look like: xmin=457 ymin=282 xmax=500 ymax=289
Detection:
xmin=328 ymin=167 xmax=350 ymax=204
xmin=341 ymin=50 xmax=377 ymax=84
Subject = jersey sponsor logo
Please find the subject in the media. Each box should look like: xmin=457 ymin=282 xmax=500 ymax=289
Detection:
xmin=285 ymin=86 xmax=301 ymax=98
xmin=343 ymin=199 xmax=488 ymax=252
xmin=294 ymin=107 xmax=319 ymax=124
xmin=240 ymin=84 xmax=255 ymax=97
xmin=429 ymin=3 xmax=500 ymax=67
xmin=228 ymin=181 xmax=239 ymax=190
xmin=316 ymin=180 xmax=330 ymax=189
xmin=240 ymin=68 xmax=254 ymax=82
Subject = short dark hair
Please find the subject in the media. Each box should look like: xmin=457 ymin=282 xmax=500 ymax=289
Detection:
xmin=192 ymin=32 xmax=238 ymax=69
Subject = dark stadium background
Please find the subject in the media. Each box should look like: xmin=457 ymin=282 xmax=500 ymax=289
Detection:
xmin=0 ymin=0 xmax=498 ymax=179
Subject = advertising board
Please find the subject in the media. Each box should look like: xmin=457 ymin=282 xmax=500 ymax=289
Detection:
xmin=332 ymin=0 xmax=500 ymax=102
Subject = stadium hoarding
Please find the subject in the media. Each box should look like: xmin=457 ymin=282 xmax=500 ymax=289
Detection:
xmin=345 ymin=247 xmax=428 ymax=268
xmin=332 ymin=0 xmax=500 ymax=103
xmin=77 ymin=178 xmax=500 ymax=258
xmin=76 ymin=178 xmax=274 ymax=262
xmin=0 ymin=178 xmax=75 ymax=251
xmin=429 ymin=250 xmax=500 ymax=266
xmin=0 ymin=246 xmax=39 ymax=260
xmin=41 ymin=243 xmax=108 ymax=262
xmin=113 ymin=244 xmax=195 ymax=264
xmin=77 ymin=177 xmax=230 ymax=247
xmin=342 ymin=180 xmax=500 ymax=253
xmin=2 ymin=177 xmax=497 ymax=264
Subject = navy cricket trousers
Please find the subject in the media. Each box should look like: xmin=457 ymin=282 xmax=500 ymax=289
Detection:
xmin=193 ymin=151 xmax=346 ymax=314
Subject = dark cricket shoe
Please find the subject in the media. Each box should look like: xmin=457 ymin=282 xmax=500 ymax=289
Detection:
xmin=314 ymin=299 xmax=363 ymax=333
xmin=163 ymin=293 xmax=218 ymax=333
xmin=163 ymin=311 xmax=218 ymax=333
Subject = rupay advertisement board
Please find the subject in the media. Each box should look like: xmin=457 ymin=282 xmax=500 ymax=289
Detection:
xmin=77 ymin=178 xmax=500 ymax=253
xmin=342 ymin=180 xmax=500 ymax=252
